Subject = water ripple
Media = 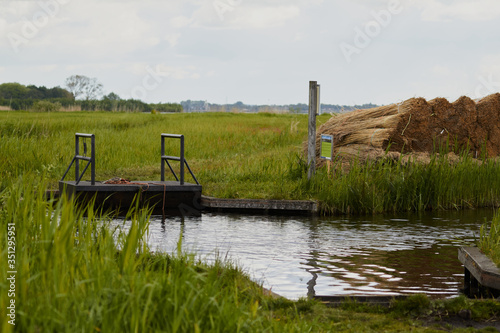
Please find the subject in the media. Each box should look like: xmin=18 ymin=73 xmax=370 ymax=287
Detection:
xmin=113 ymin=209 xmax=493 ymax=300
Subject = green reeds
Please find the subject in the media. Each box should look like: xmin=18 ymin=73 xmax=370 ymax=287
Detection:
xmin=3 ymin=113 xmax=500 ymax=330
xmin=4 ymin=111 xmax=500 ymax=214
xmin=0 ymin=177 xmax=278 ymax=332
xmin=480 ymin=210 xmax=500 ymax=267
xmin=297 ymin=152 xmax=500 ymax=215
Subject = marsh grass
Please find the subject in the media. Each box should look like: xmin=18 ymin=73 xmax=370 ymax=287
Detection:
xmin=0 ymin=112 xmax=320 ymax=200
xmin=0 ymin=177 xmax=281 ymax=332
xmin=0 ymin=176 xmax=440 ymax=332
xmin=2 ymin=176 xmax=500 ymax=331
xmin=299 ymin=152 xmax=500 ymax=215
xmin=480 ymin=210 xmax=500 ymax=267
xmin=5 ymin=111 xmax=500 ymax=215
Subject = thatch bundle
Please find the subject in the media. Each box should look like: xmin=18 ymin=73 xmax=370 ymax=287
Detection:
xmin=313 ymin=93 xmax=500 ymax=165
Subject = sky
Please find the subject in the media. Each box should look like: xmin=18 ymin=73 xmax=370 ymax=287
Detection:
xmin=1 ymin=0 xmax=500 ymax=106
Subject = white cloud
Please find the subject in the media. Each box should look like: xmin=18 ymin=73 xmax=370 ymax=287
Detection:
xmin=165 ymin=33 xmax=181 ymax=47
xmin=479 ymin=54 xmax=500 ymax=74
xmin=1 ymin=1 xmax=183 ymax=55
xmin=170 ymin=15 xmax=192 ymax=29
xmin=1 ymin=0 xmax=499 ymax=105
xmin=190 ymin=2 xmax=301 ymax=29
xmin=0 ymin=18 xmax=6 ymax=35
xmin=293 ymin=32 xmax=306 ymax=42
xmin=126 ymin=63 xmax=200 ymax=80
xmin=432 ymin=65 xmax=452 ymax=76
xmin=38 ymin=64 xmax=58 ymax=73
xmin=413 ymin=0 xmax=500 ymax=22
xmin=59 ymin=3 xmax=154 ymax=54
xmin=232 ymin=5 xmax=300 ymax=29
xmin=156 ymin=64 xmax=200 ymax=80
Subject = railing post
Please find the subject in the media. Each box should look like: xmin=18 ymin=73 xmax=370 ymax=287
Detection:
xmin=161 ymin=135 xmax=165 ymax=182
xmin=180 ymin=135 xmax=185 ymax=185
xmin=160 ymin=133 xmax=198 ymax=185
xmin=90 ymin=134 xmax=95 ymax=185
xmin=75 ymin=134 xmax=80 ymax=183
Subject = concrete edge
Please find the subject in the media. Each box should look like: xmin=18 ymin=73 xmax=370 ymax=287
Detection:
xmin=458 ymin=246 xmax=500 ymax=290
xmin=201 ymin=195 xmax=318 ymax=215
xmin=312 ymin=295 xmax=410 ymax=307
xmin=45 ymin=190 xmax=319 ymax=215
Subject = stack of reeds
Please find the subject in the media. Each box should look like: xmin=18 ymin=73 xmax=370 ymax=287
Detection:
xmin=312 ymin=93 xmax=500 ymax=165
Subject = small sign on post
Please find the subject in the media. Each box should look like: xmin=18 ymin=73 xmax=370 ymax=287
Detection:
xmin=320 ymin=134 xmax=334 ymax=175
xmin=320 ymin=135 xmax=333 ymax=160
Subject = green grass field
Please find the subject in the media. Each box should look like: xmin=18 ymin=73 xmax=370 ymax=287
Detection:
xmin=0 ymin=111 xmax=321 ymax=200
xmin=3 ymin=111 xmax=500 ymax=214
xmin=2 ymin=111 xmax=500 ymax=331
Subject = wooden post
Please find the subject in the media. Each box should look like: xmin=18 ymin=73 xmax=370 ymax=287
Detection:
xmin=308 ymin=81 xmax=319 ymax=180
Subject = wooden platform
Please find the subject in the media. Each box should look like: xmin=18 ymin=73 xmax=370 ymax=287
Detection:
xmin=458 ymin=246 xmax=500 ymax=298
xmin=59 ymin=180 xmax=202 ymax=216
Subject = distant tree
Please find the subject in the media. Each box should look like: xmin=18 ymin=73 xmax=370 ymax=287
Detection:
xmin=0 ymin=83 xmax=29 ymax=99
xmin=48 ymin=86 xmax=74 ymax=99
xmin=65 ymin=75 xmax=103 ymax=100
xmin=102 ymin=92 xmax=121 ymax=101
xmin=26 ymin=85 xmax=45 ymax=99
xmin=99 ymin=92 xmax=121 ymax=111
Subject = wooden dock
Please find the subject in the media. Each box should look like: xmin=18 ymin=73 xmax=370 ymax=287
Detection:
xmin=59 ymin=180 xmax=202 ymax=216
xmin=458 ymin=246 xmax=500 ymax=298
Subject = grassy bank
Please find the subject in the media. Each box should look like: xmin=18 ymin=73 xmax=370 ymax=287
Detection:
xmin=2 ymin=110 xmax=500 ymax=330
xmin=3 ymin=111 xmax=500 ymax=214
xmin=2 ymin=177 xmax=500 ymax=332
xmin=301 ymin=153 xmax=500 ymax=215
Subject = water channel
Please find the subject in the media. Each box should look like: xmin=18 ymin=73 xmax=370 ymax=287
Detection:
xmin=115 ymin=208 xmax=496 ymax=300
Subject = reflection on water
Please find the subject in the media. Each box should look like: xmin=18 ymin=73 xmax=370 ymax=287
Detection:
xmin=114 ymin=209 xmax=494 ymax=300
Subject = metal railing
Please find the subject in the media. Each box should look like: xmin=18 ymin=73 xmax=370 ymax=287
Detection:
xmin=161 ymin=134 xmax=199 ymax=185
xmin=61 ymin=133 xmax=95 ymax=185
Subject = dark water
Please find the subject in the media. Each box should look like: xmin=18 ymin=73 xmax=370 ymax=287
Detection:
xmin=115 ymin=209 xmax=495 ymax=300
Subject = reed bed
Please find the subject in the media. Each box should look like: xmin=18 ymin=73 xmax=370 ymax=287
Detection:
xmin=0 ymin=176 xmax=310 ymax=332
xmin=293 ymin=152 xmax=500 ymax=215
xmin=3 ymin=178 xmax=499 ymax=332
xmin=480 ymin=211 xmax=500 ymax=268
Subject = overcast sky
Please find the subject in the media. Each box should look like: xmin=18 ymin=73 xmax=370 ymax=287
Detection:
xmin=1 ymin=0 xmax=500 ymax=106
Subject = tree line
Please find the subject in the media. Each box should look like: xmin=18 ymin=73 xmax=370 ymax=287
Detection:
xmin=0 ymin=80 xmax=182 ymax=113
xmin=180 ymin=100 xmax=379 ymax=114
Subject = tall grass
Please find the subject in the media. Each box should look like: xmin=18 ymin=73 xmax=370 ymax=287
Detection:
xmin=294 ymin=152 xmax=500 ymax=215
xmin=0 ymin=111 xmax=313 ymax=200
xmin=4 ymin=111 xmax=500 ymax=214
xmin=4 ymin=177 xmax=496 ymax=332
xmin=3 ymin=112 xmax=500 ymax=331
xmin=1 ymin=176 xmax=305 ymax=332
xmin=480 ymin=211 xmax=500 ymax=267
